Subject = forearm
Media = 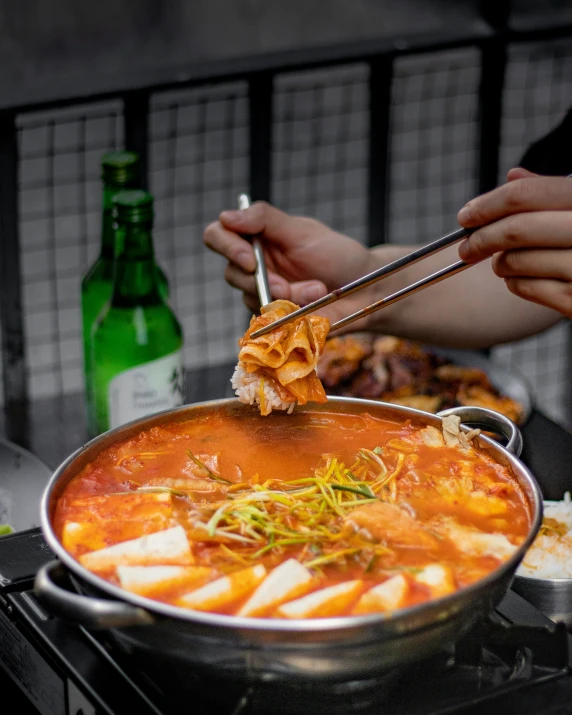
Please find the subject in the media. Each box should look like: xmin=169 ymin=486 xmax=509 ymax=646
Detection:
xmin=354 ymin=244 xmax=562 ymax=349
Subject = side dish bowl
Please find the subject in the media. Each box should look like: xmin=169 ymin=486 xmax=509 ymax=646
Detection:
xmin=34 ymin=398 xmax=542 ymax=686
xmin=512 ymin=495 xmax=572 ymax=627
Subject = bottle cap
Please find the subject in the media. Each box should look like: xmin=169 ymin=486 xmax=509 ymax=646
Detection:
xmin=101 ymin=151 xmax=140 ymax=187
xmin=113 ymin=189 xmax=154 ymax=224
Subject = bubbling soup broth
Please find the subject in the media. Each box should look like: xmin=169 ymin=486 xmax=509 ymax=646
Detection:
xmin=54 ymin=408 xmax=531 ymax=619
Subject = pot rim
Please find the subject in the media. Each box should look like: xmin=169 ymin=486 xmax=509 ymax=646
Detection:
xmin=513 ymin=574 xmax=572 ymax=585
xmin=40 ymin=396 xmax=543 ymax=634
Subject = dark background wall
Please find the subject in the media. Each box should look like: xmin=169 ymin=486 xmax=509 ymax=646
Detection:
xmin=2 ymin=0 xmax=571 ymax=110
xmin=0 ymin=0 xmax=520 ymax=109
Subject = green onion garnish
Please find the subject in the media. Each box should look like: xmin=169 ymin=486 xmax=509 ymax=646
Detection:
xmin=331 ymin=483 xmax=376 ymax=499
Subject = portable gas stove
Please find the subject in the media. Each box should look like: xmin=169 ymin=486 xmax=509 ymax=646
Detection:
xmin=1 ymin=528 xmax=572 ymax=715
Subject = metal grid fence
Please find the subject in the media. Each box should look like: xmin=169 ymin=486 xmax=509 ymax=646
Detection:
xmin=150 ymin=82 xmax=250 ymax=369
xmin=389 ymin=48 xmax=480 ymax=245
xmin=18 ymin=104 xmax=123 ymax=399
xmin=2 ymin=34 xmax=572 ymax=425
xmin=273 ymin=64 xmax=369 ymax=243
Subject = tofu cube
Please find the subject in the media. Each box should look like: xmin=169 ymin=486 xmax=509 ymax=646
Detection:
xmin=178 ymin=564 xmax=267 ymax=612
xmin=116 ymin=565 xmax=214 ymax=598
xmin=237 ymin=559 xmax=314 ymax=618
xmin=353 ymin=574 xmax=409 ymax=615
xmin=444 ymin=521 xmax=517 ymax=559
xmin=276 ymin=580 xmax=363 ymax=619
xmin=79 ymin=525 xmax=193 ymax=571
xmin=414 ymin=564 xmax=456 ymax=597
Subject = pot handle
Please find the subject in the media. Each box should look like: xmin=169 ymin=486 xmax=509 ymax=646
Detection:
xmin=437 ymin=405 xmax=523 ymax=457
xmin=34 ymin=560 xmax=155 ymax=629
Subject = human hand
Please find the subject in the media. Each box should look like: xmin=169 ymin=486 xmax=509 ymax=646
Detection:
xmin=204 ymin=202 xmax=372 ymax=316
xmin=457 ymin=168 xmax=572 ymax=317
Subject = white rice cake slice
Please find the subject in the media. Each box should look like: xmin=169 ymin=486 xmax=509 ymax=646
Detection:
xmin=276 ymin=580 xmax=363 ymax=619
xmin=178 ymin=564 xmax=267 ymax=612
xmin=116 ymin=565 xmax=214 ymax=597
xmin=414 ymin=564 xmax=456 ymax=597
xmin=443 ymin=520 xmax=517 ymax=559
xmin=79 ymin=525 xmax=193 ymax=571
xmin=353 ymin=574 xmax=409 ymax=615
xmin=237 ymin=559 xmax=314 ymax=618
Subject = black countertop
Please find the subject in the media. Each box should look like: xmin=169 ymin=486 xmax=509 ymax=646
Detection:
xmin=519 ymin=409 xmax=572 ymax=499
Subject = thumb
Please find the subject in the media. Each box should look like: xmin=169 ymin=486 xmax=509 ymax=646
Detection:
xmin=288 ymin=281 xmax=355 ymax=326
xmin=219 ymin=201 xmax=305 ymax=247
xmin=266 ymin=276 xmax=328 ymax=305
xmin=507 ymin=167 xmax=539 ymax=182
xmin=289 ymin=280 xmax=329 ymax=306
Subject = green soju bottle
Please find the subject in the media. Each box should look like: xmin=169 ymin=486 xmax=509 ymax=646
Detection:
xmin=91 ymin=190 xmax=184 ymax=434
xmin=81 ymin=151 xmax=169 ymax=438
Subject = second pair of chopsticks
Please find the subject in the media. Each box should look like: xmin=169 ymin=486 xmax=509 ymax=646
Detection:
xmin=247 ymin=224 xmax=473 ymax=339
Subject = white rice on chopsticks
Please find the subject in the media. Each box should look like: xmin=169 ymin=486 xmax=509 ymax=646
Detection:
xmin=231 ymin=363 xmax=295 ymax=415
xmin=516 ymin=492 xmax=572 ymax=579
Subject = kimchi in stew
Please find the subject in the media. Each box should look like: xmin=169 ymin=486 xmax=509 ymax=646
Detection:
xmin=55 ymin=409 xmax=531 ymax=619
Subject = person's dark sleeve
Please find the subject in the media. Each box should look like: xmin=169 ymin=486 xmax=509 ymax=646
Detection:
xmin=518 ymin=108 xmax=572 ymax=176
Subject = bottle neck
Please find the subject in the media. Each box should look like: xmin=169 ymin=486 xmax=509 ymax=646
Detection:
xmin=111 ymin=221 xmax=161 ymax=306
xmin=100 ymin=184 xmax=123 ymax=260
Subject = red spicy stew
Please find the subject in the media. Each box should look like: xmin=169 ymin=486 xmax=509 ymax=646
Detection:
xmin=54 ymin=408 xmax=531 ymax=619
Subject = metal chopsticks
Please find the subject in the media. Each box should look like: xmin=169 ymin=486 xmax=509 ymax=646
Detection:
xmin=244 ymin=173 xmax=572 ymax=338
xmin=249 ymin=225 xmax=473 ymax=339
xmin=329 ymin=258 xmax=471 ymax=332
xmin=238 ymin=193 xmax=272 ymax=307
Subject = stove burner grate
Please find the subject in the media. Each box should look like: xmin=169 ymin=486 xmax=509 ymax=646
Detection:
xmin=86 ymin=612 xmax=570 ymax=715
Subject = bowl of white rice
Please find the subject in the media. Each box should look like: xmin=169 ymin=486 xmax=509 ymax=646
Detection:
xmin=512 ymin=492 xmax=572 ymax=627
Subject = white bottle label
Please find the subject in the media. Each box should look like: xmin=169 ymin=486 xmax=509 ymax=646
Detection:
xmin=108 ymin=350 xmax=184 ymax=429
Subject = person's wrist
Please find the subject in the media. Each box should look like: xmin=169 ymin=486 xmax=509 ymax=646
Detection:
xmin=329 ymin=247 xmax=385 ymax=334
xmin=338 ymin=243 xmax=382 ymax=286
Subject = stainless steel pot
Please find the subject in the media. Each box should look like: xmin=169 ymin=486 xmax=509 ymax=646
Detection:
xmin=34 ymin=398 xmax=542 ymax=685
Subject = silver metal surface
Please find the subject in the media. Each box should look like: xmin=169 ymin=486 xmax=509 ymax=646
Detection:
xmin=35 ymin=398 xmax=542 ymax=685
xmin=512 ymin=573 xmax=572 ymax=628
xmin=238 ymin=192 xmax=272 ymax=307
xmin=35 ymin=560 xmax=155 ymax=628
xmin=437 ymin=405 xmax=523 ymax=456
xmin=0 ymin=437 xmax=51 ymax=532
xmin=250 ymin=226 xmax=472 ymax=338
xmin=329 ymin=259 xmax=471 ymax=332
